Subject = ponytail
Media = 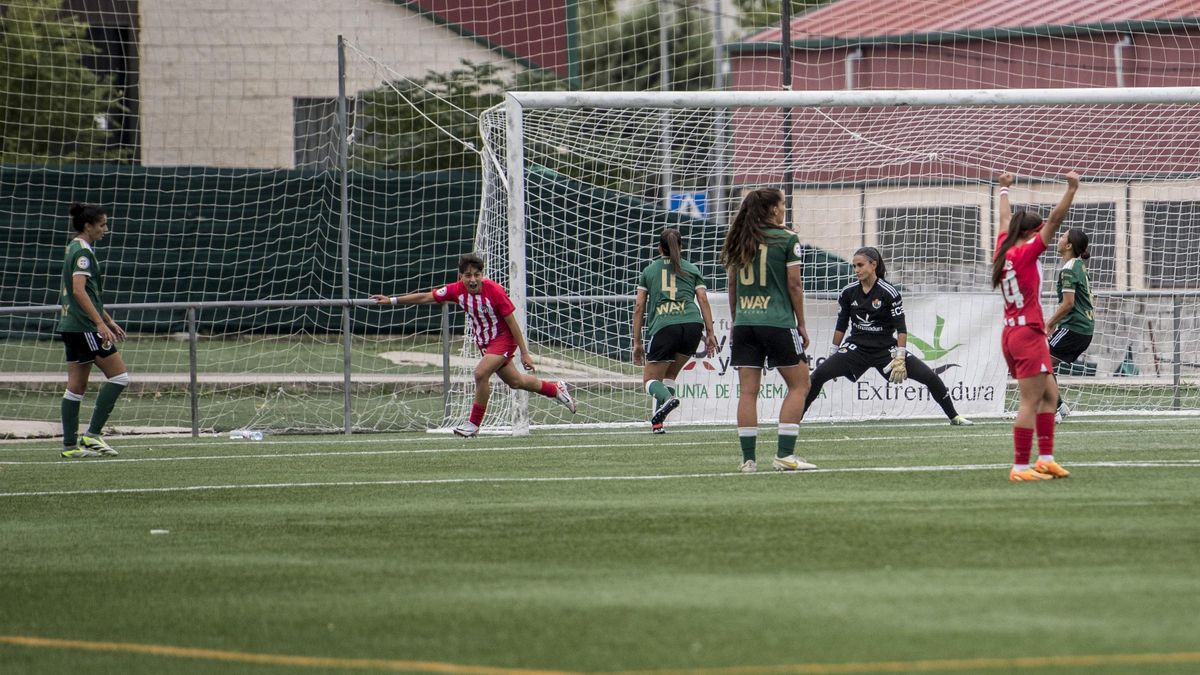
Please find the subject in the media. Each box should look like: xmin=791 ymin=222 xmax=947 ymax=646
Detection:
xmin=721 ymin=188 xmax=782 ymax=271
xmin=1066 ymin=228 xmax=1090 ymax=261
xmin=659 ymin=228 xmax=690 ymax=280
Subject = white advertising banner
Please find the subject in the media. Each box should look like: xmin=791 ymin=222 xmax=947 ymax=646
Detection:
xmin=670 ymin=292 xmax=1008 ymax=423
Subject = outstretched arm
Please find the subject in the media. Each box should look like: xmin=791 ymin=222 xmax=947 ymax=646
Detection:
xmin=1043 ymin=170 xmax=1081 ymax=246
xmin=369 ymin=291 xmax=436 ymax=305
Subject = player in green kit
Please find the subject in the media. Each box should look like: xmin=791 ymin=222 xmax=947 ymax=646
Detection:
xmin=720 ymin=188 xmax=815 ymax=473
xmin=631 ymin=228 xmax=718 ymax=433
xmin=57 ymin=203 xmax=129 ymax=458
xmin=1046 ymin=228 xmax=1094 ymax=423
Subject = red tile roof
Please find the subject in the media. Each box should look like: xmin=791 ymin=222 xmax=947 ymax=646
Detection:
xmin=748 ymin=0 xmax=1200 ymax=42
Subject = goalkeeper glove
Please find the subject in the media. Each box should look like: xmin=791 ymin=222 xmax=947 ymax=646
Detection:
xmin=885 ymin=347 xmax=908 ymax=384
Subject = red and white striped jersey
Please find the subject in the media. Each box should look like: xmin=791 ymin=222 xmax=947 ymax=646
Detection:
xmin=994 ymin=232 xmax=1047 ymax=328
xmin=432 ymin=279 xmax=516 ymax=347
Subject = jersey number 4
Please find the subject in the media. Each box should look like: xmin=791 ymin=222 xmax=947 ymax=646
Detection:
xmin=1000 ymin=269 xmax=1025 ymax=308
xmin=660 ymin=269 xmax=678 ymax=300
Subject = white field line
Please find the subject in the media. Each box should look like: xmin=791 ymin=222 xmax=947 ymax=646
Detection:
xmin=0 ymin=420 xmax=1002 ymax=449
xmin=1 ymin=459 xmax=1199 ymax=499
xmin=0 ymin=425 xmax=1192 ymax=464
xmin=4 ymin=414 xmax=1200 ymax=450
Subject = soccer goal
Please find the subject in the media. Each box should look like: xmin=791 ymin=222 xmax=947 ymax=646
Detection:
xmin=475 ymin=87 xmax=1200 ymax=432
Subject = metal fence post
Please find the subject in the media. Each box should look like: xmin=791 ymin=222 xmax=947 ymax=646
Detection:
xmin=187 ymin=306 xmax=199 ymax=437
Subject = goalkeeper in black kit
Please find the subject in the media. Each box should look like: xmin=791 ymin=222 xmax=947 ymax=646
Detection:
xmin=804 ymin=247 xmax=973 ymax=426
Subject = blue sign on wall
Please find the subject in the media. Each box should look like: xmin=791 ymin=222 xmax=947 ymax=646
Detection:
xmin=669 ymin=192 xmax=707 ymax=218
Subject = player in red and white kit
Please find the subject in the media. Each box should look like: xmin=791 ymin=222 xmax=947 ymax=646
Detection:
xmin=371 ymin=252 xmax=576 ymax=436
xmin=992 ymin=171 xmax=1079 ymax=481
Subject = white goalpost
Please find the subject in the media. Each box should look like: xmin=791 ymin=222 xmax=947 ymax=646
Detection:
xmin=473 ymin=86 xmax=1200 ymax=432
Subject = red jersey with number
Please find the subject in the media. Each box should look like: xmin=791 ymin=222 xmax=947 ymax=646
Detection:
xmin=432 ymin=279 xmax=515 ymax=348
xmin=994 ymin=233 xmax=1047 ymax=328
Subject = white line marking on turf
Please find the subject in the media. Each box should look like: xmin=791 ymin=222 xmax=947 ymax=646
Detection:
xmin=2 ymin=459 xmax=1199 ymax=498
xmin=5 ymin=415 xmax=1200 ymax=453
xmin=1 ymin=426 xmax=1192 ymax=465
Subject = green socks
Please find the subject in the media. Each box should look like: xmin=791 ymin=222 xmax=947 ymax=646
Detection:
xmin=645 ymin=379 xmax=672 ymax=405
xmin=777 ymin=422 xmax=800 ymax=458
xmin=87 ymin=380 xmax=127 ymax=436
xmin=738 ymin=427 xmax=757 ymax=462
xmin=61 ymin=392 xmax=83 ymax=447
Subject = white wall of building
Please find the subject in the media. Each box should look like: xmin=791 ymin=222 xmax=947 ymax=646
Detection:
xmin=139 ymin=0 xmax=515 ymax=167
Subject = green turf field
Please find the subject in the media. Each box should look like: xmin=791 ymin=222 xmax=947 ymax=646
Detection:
xmin=2 ymin=418 xmax=1199 ymax=674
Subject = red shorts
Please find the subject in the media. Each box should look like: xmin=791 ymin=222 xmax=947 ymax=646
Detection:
xmin=479 ymin=334 xmax=518 ymax=361
xmin=1002 ymin=325 xmax=1053 ymax=379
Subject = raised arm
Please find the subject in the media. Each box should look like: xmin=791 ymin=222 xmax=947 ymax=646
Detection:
xmin=997 ymin=172 xmax=1015 ymax=227
xmin=1043 ymin=170 xmax=1081 ymax=246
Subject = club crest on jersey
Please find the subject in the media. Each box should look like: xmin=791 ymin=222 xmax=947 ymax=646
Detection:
xmin=434 ymin=287 xmax=447 ymax=299
xmin=77 ymin=257 xmax=90 ymax=270
xmin=871 ymin=299 xmax=882 ymax=309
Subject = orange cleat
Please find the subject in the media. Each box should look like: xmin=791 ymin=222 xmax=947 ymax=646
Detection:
xmin=1009 ymin=467 xmax=1054 ymax=482
xmin=1033 ymin=459 xmax=1070 ymax=478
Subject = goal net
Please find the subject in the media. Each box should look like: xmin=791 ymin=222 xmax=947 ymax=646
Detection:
xmin=475 ymin=88 xmax=1200 ymax=430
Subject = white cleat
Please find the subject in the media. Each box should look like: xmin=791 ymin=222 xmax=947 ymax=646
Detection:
xmin=772 ymin=454 xmax=817 ymax=471
xmin=739 ymin=459 xmax=757 ymax=474
xmin=950 ymin=415 xmax=974 ymax=426
xmin=1056 ymin=401 xmax=1070 ymax=424
xmin=554 ymin=381 xmax=577 ymax=414
xmin=452 ymin=421 xmax=479 ymax=438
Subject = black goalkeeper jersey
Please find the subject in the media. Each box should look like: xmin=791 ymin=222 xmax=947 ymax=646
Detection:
xmin=835 ymin=279 xmax=906 ymax=351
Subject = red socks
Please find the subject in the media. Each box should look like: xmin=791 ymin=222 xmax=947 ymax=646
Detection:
xmin=538 ymin=380 xmax=558 ymax=398
xmin=1013 ymin=426 xmax=1034 ymax=465
xmin=469 ymin=403 xmax=486 ymax=426
xmin=1035 ymin=412 xmax=1055 ymax=458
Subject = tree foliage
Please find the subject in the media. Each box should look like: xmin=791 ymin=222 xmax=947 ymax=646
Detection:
xmin=732 ymin=0 xmax=831 ymax=32
xmin=579 ymin=0 xmax=715 ymax=92
xmin=353 ymin=60 xmax=559 ymax=173
xmin=0 ymin=0 xmax=128 ymax=164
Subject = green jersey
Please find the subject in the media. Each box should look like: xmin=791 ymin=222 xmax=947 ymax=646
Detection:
xmin=1055 ymin=257 xmax=1094 ymax=335
xmin=732 ymin=228 xmax=803 ymax=328
xmin=637 ymin=257 xmax=707 ymax=336
xmin=57 ymin=238 xmax=105 ymax=333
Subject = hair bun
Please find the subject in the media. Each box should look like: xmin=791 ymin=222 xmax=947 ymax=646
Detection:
xmin=68 ymin=202 xmax=85 ymax=217
xmin=1080 ymin=251 xmax=1091 ymax=260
